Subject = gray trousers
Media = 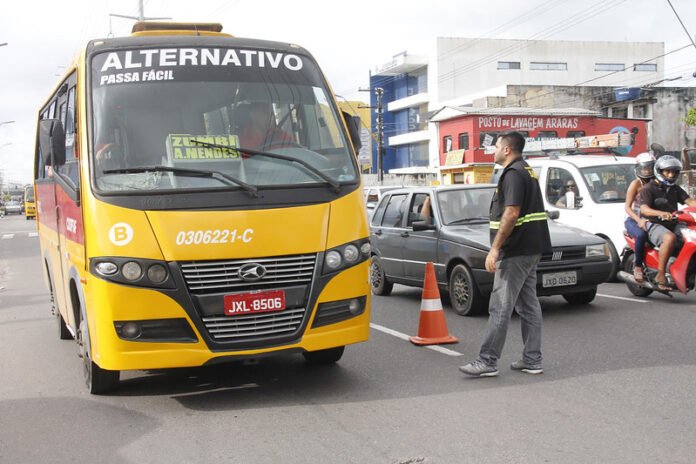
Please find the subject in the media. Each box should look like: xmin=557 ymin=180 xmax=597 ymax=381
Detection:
xmin=478 ymin=254 xmax=543 ymax=367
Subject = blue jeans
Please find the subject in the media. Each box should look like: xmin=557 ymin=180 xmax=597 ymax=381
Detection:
xmin=624 ymin=217 xmax=648 ymax=267
xmin=478 ymin=254 xmax=542 ymax=368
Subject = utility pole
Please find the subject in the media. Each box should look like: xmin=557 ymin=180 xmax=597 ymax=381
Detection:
xmin=375 ymin=88 xmax=385 ymax=184
xmin=359 ymin=86 xmax=386 ymax=182
xmin=110 ymin=0 xmax=171 ymax=35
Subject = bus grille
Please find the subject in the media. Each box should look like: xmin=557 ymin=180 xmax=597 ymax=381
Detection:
xmin=201 ymin=308 xmax=305 ymax=341
xmin=180 ymin=254 xmax=317 ymax=294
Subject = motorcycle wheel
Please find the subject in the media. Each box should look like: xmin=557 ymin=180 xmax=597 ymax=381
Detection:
xmin=623 ymin=253 xmax=653 ymax=297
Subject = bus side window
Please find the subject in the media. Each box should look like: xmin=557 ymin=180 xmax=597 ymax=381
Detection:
xmin=63 ymin=85 xmax=79 ymax=188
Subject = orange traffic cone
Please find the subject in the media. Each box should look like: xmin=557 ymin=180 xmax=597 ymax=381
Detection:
xmin=409 ymin=262 xmax=458 ymax=346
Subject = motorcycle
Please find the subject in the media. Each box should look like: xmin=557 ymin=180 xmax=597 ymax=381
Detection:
xmin=618 ymin=206 xmax=696 ymax=297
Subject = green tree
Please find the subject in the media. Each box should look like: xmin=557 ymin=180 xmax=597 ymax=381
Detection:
xmin=684 ymin=107 xmax=696 ymax=126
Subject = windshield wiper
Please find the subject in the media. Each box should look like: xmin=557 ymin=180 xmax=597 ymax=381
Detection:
xmin=448 ymin=216 xmax=490 ymax=225
xmin=102 ymin=165 xmax=259 ymax=197
xmin=190 ymin=139 xmax=341 ymax=193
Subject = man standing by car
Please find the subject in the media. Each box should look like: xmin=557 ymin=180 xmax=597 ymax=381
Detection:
xmin=460 ymin=131 xmax=551 ymax=377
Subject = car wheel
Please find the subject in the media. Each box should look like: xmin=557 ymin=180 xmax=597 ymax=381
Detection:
xmin=78 ymin=319 xmax=119 ymax=394
xmin=370 ymin=256 xmax=393 ymax=296
xmin=303 ymin=346 xmax=344 ymax=365
xmin=562 ymin=287 xmax=597 ymax=305
xmin=603 ymin=238 xmax=620 ymax=282
xmin=448 ymin=264 xmax=485 ymax=316
xmin=623 ymin=253 xmax=653 ymax=297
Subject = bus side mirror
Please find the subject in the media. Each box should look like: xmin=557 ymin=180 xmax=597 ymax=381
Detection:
xmin=342 ymin=111 xmax=362 ymax=152
xmin=39 ymin=119 xmax=66 ymax=166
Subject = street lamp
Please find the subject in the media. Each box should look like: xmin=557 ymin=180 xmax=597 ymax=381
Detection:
xmin=0 ymin=120 xmax=15 ymax=127
xmin=0 ymin=43 xmax=7 ymax=47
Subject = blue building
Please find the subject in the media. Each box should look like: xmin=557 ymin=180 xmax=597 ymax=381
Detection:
xmin=369 ymin=52 xmax=430 ymax=174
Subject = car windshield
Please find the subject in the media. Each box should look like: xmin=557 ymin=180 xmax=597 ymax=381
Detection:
xmin=436 ymin=188 xmax=494 ymax=225
xmin=579 ymin=164 xmax=634 ymax=203
xmin=90 ymin=47 xmax=358 ymax=193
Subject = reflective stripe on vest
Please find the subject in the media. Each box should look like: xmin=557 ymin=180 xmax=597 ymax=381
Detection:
xmin=490 ymin=212 xmax=547 ymax=230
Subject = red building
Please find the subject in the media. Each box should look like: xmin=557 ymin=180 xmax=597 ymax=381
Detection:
xmin=430 ymin=107 xmax=649 ymax=166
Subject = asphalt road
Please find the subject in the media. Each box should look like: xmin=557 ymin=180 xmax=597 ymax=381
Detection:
xmin=1 ymin=213 xmax=696 ymax=464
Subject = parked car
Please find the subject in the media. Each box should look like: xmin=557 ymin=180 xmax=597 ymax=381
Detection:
xmin=364 ymin=186 xmax=402 ymax=218
xmin=3 ymin=201 xmax=22 ymax=215
xmin=369 ymin=185 xmax=612 ymax=316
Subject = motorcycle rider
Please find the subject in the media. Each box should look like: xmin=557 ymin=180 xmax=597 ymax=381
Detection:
xmin=637 ymin=155 xmax=696 ymax=290
xmin=624 ymin=152 xmax=655 ymax=283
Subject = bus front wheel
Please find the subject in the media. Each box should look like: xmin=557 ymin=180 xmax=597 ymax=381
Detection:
xmin=78 ymin=320 xmax=119 ymax=394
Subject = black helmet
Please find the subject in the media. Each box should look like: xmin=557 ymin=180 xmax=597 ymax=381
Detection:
xmin=634 ymin=152 xmax=655 ymax=180
xmin=654 ymin=155 xmax=682 ymax=186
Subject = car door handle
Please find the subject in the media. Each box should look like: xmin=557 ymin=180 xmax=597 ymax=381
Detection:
xmin=400 ymin=231 xmax=410 ymax=237
xmin=374 ymin=229 xmax=382 ymax=235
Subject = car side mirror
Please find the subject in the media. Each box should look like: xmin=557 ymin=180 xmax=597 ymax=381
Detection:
xmin=546 ymin=210 xmax=560 ymax=220
xmin=38 ymin=119 xmax=66 ymax=166
xmin=342 ymin=111 xmax=362 ymax=152
xmin=412 ymin=220 xmax=436 ymax=231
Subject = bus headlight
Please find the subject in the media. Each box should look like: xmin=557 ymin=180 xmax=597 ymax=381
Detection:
xmin=344 ymin=244 xmax=360 ymax=263
xmin=322 ymin=239 xmax=371 ymax=274
xmin=325 ymin=251 xmax=342 ymax=270
xmin=95 ymin=261 xmax=118 ymax=276
xmin=147 ymin=264 xmax=168 ymax=283
xmin=122 ymin=261 xmax=143 ymax=281
xmin=90 ymin=257 xmax=175 ymax=289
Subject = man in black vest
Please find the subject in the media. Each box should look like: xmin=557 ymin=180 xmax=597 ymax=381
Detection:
xmin=460 ymin=131 xmax=551 ymax=377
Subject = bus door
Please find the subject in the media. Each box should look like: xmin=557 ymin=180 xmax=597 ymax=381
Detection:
xmin=47 ymin=72 xmax=81 ymax=329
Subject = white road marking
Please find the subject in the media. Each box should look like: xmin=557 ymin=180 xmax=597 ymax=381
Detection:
xmin=370 ymin=323 xmax=464 ymax=356
xmin=597 ymin=293 xmax=647 ymax=303
xmin=0 ymin=233 xmax=38 ymax=239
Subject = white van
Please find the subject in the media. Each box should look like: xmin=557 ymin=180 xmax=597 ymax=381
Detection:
xmin=525 ymin=155 xmax=638 ymax=277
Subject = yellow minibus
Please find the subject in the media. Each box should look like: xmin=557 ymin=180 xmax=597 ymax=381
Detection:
xmin=34 ymin=22 xmax=370 ymax=394
xmin=24 ymin=185 xmax=36 ymax=219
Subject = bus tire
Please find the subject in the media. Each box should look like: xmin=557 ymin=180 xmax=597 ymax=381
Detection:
xmin=302 ymin=346 xmax=345 ymax=365
xmin=58 ymin=312 xmax=72 ymax=340
xmin=78 ymin=319 xmax=119 ymax=394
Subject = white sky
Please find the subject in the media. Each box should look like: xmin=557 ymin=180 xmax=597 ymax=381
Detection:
xmin=1 ymin=0 xmax=695 ymax=184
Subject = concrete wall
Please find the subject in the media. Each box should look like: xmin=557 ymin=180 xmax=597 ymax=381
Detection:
xmin=435 ymin=38 xmax=664 ymax=104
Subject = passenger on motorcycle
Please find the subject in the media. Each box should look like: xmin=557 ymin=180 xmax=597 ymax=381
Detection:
xmin=637 ymin=155 xmax=696 ymax=290
xmin=624 ymin=152 xmax=655 ymax=283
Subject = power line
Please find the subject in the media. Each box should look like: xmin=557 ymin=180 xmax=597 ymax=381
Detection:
xmin=437 ymin=0 xmax=626 ymax=84
xmin=666 ymin=0 xmax=696 ymax=52
xmin=436 ymin=0 xmax=568 ymax=61
xmin=521 ymin=60 xmax=696 ymax=112
xmin=519 ymin=43 xmax=692 ymax=106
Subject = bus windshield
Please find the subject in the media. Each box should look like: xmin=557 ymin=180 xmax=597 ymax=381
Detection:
xmin=90 ymin=47 xmax=358 ymax=193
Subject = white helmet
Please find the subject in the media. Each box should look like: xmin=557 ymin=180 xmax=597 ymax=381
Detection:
xmin=654 ymin=155 xmax=682 ymax=186
xmin=634 ymin=152 xmax=655 ymax=180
